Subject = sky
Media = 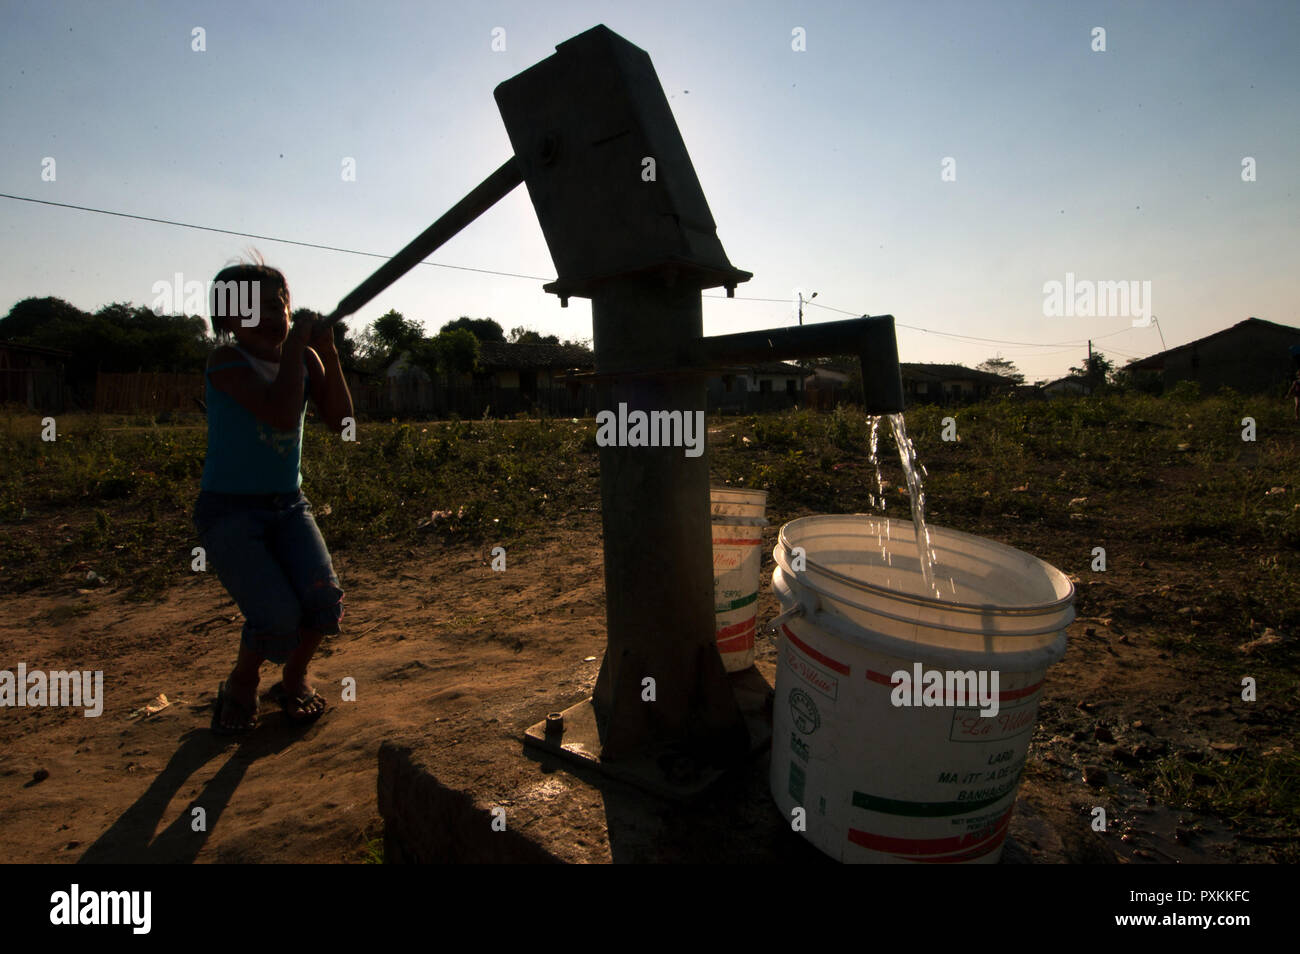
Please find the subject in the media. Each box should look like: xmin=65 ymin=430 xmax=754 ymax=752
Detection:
xmin=1 ymin=0 xmax=1296 ymax=382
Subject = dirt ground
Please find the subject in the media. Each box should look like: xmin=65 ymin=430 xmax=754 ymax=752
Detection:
xmin=1 ymin=499 xmax=1289 ymax=863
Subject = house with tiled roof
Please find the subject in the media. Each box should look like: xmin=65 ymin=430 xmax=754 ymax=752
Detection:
xmin=1124 ymin=317 xmax=1300 ymax=394
xmin=898 ymin=363 xmax=1015 ymax=404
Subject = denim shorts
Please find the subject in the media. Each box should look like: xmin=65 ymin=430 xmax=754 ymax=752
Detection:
xmin=193 ymin=489 xmax=345 ymax=664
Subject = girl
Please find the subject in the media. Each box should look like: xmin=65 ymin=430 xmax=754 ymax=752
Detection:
xmin=194 ymin=256 xmax=354 ymax=734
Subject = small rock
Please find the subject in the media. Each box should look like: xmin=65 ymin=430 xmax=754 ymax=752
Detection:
xmin=1118 ymin=634 xmax=1131 ymax=645
xmin=1094 ymin=724 xmax=1116 ymax=743
xmin=1069 ymin=497 xmax=1088 ymax=508
xmin=1132 ymin=743 xmax=1162 ymax=762
xmin=1076 ymin=700 xmax=1096 ymax=712
xmin=1110 ymin=745 xmax=1141 ymax=767
xmin=1266 ymin=486 xmax=1286 ymax=495
xmin=1176 ymin=443 xmax=1190 ymax=452
xmin=1209 ymin=741 xmax=1243 ymax=754
xmin=1177 ymin=606 xmax=1193 ymax=615
xmin=32 ymin=768 xmax=49 ymax=784
xmin=1083 ymin=765 xmax=1108 ymax=787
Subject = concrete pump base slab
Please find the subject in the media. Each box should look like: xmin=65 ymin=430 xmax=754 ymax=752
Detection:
xmin=377 ymin=726 xmax=825 ymax=864
xmin=520 ymin=666 xmax=774 ymax=801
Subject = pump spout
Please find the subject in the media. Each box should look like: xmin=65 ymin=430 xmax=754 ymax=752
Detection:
xmin=857 ymin=315 xmax=905 ymax=415
xmin=695 ymin=314 xmax=905 ymax=414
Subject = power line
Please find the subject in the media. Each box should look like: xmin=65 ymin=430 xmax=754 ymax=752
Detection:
xmin=0 ymin=190 xmax=1154 ymax=362
xmin=802 ymin=298 xmax=1149 ymax=350
xmin=703 ymin=293 xmax=1127 ymax=350
xmin=0 ymin=191 xmax=551 ymax=283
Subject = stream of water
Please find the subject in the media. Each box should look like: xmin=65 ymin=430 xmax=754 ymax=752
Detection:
xmin=866 ymin=413 xmax=949 ymax=600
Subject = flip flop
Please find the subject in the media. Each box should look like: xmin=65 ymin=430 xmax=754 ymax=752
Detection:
xmin=266 ymin=681 xmax=328 ymax=725
xmin=211 ymin=681 xmax=259 ymax=736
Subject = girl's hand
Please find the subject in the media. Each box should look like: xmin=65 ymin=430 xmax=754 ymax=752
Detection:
xmin=286 ymin=312 xmax=317 ymax=351
xmin=310 ymin=318 xmax=339 ymax=354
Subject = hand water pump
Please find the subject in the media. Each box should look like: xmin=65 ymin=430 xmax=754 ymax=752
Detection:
xmin=321 ymin=24 xmax=905 ymax=795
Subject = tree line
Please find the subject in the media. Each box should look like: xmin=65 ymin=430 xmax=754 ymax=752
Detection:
xmin=0 ymin=296 xmax=585 ymax=402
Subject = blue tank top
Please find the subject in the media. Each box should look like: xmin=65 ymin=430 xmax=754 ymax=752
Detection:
xmin=201 ymin=347 xmax=309 ymax=494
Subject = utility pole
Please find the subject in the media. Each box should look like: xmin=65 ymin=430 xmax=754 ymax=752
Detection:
xmin=798 ymin=290 xmax=817 ymax=325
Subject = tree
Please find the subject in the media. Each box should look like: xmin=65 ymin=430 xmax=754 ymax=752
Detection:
xmin=507 ymin=325 xmax=559 ymax=345
xmin=371 ymin=310 xmax=424 ymax=353
xmin=432 ymin=327 xmax=480 ymax=377
xmin=1 ymin=297 xmax=214 ymax=404
xmin=1068 ymin=352 xmax=1117 ymax=389
xmin=976 ymin=355 xmax=1025 ymax=384
xmin=0 ymin=296 xmax=89 ymax=340
xmin=441 ymin=316 xmax=504 ymax=342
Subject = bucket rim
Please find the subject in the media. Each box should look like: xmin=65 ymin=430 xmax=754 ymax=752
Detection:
xmin=777 ymin=513 xmax=1076 ymax=616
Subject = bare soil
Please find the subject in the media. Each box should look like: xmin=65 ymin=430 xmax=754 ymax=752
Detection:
xmin=2 ymin=502 xmax=1290 ymax=863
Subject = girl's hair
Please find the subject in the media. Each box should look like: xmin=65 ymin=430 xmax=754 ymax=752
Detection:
xmin=209 ymin=248 xmax=290 ymax=340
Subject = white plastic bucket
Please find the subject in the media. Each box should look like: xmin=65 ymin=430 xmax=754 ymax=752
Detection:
xmin=769 ymin=514 xmax=1073 ymax=863
xmin=711 ymin=488 xmax=768 ymax=672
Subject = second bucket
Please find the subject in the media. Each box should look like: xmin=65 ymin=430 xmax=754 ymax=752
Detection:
xmin=711 ymin=487 xmax=768 ymax=672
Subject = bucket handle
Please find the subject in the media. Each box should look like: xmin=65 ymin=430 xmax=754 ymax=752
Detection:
xmin=761 ymin=603 xmax=805 ymax=636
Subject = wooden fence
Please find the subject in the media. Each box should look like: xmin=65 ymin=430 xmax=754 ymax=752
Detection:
xmin=0 ymin=368 xmax=65 ymax=413
xmin=95 ymin=372 xmax=204 ymax=413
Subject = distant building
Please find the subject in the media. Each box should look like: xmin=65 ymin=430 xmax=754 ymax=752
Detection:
xmin=470 ymin=341 xmax=595 ymax=396
xmin=1042 ymin=375 xmax=1091 ymax=397
xmin=0 ymin=340 xmax=70 ymax=412
xmin=898 ymin=363 xmax=1015 ymax=404
xmin=1124 ymin=317 xmax=1300 ymax=394
xmin=709 ymin=361 xmax=804 ymax=412
xmin=384 ymin=340 xmax=597 ymax=417
xmin=387 ymin=351 xmax=433 ymax=412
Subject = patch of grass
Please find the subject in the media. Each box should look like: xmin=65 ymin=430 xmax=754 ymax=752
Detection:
xmin=1149 ymin=749 xmax=1300 ymax=857
xmin=3 ymin=391 xmax=1298 ymax=618
xmin=362 ymin=833 xmax=384 ymax=864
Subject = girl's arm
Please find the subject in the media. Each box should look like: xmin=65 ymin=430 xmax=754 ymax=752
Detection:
xmin=306 ymin=325 xmax=354 ymax=432
xmin=207 ymin=317 xmax=311 ymax=432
